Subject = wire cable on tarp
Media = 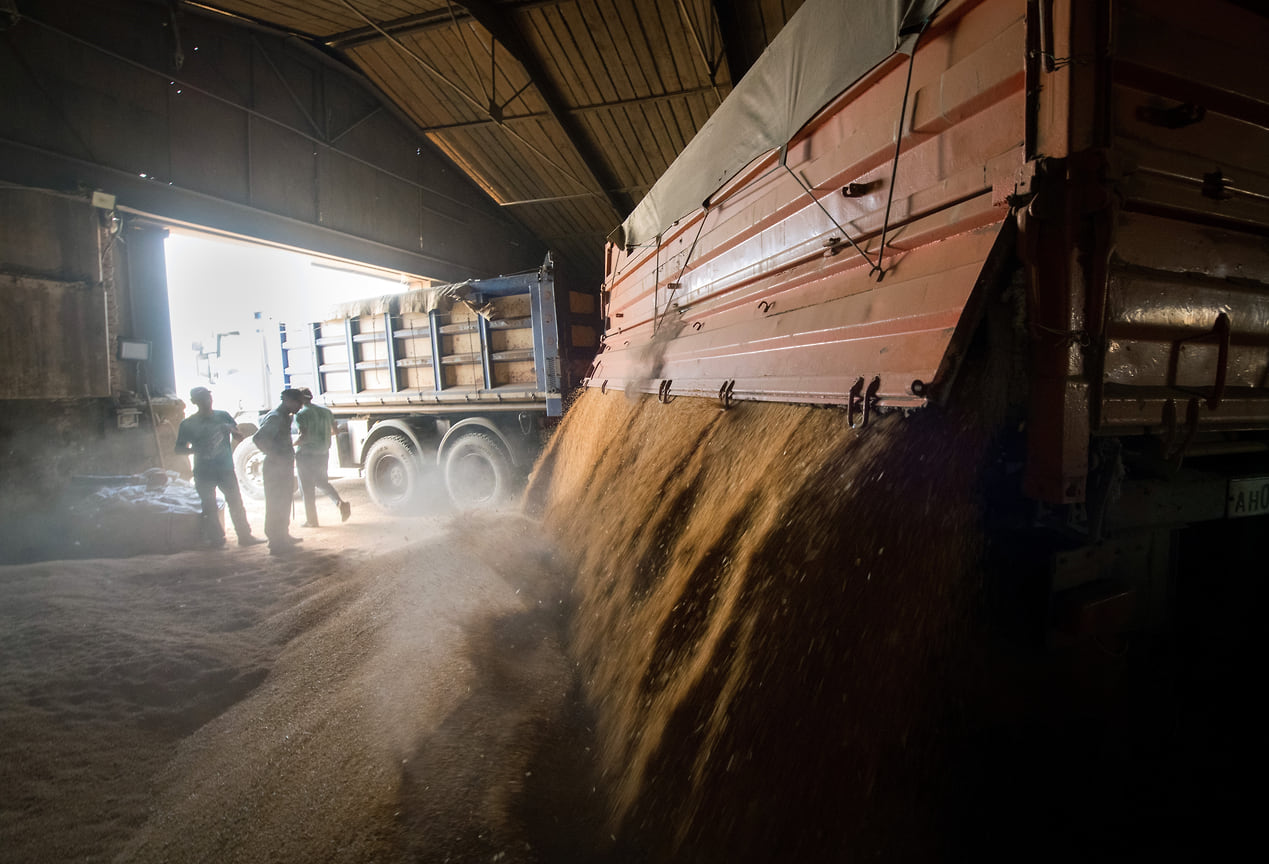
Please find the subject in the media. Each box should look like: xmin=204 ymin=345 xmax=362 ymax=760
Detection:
xmin=874 ymin=14 xmax=932 ymax=281
xmin=780 ymin=150 xmax=879 ymax=274
xmin=655 ymin=205 xmax=711 ymax=331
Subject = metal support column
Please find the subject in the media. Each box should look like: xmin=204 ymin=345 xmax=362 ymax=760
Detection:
xmin=428 ymin=308 xmax=445 ymax=393
xmin=309 ymin=321 xmax=323 ymax=395
xmin=344 ymin=317 xmax=360 ymax=394
xmin=477 ymin=312 xmax=493 ymax=390
xmin=382 ymin=312 xmax=401 ymax=393
xmin=123 ymin=221 xmax=177 ymax=395
xmin=277 ymin=323 xmax=291 ymax=389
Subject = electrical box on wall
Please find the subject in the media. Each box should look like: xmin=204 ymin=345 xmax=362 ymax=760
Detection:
xmin=116 ymin=408 xmax=142 ymax=429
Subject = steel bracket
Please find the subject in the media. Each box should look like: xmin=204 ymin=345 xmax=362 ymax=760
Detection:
xmin=719 ymin=379 xmax=736 ymax=410
xmin=1173 ymin=312 xmax=1231 ymax=410
xmin=846 ymin=376 xmax=881 ymax=429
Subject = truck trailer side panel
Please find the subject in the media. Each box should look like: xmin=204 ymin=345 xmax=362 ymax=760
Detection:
xmin=591 ymin=0 xmax=1269 ymax=506
xmin=592 ymin=0 xmax=1025 ymax=410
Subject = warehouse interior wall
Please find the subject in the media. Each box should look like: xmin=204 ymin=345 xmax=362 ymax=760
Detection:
xmin=0 ymin=0 xmax=544 ymax=283
xmin=0 ymin=0 xmax=553 ymax=555
xmin=0 ymin=185 xmax=186 ymax=556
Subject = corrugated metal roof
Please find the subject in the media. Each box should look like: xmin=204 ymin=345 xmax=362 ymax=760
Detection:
xmin=193 ymin=0 xmax=806 ymax=277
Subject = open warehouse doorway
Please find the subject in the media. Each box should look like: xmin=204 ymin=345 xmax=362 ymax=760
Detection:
xmin=165 ymin=229 xmax=417 ymax=424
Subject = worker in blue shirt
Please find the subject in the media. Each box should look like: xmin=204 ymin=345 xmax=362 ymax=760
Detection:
xmin=174 ymin=386 xmax=264 ymax=548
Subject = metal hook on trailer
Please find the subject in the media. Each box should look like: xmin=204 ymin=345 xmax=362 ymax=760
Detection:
xmin=718 ymin=379 xmax=736 ymax=410
xmin=1173 ymin=311 xmax=1231 ymax=410
xmin=848 ymin=377 xmax=865 ymax=428
xmin=865 ymin=376 xmax=880 ymax=426
xmin=847 ymin=376 xmax=882 ymax=429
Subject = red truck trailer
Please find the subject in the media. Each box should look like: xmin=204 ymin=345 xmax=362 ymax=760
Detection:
xmin=587 ymin=0 xmax=1269 ymax=631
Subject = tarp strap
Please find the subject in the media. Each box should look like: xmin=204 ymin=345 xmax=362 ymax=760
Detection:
xmin=875 ymin=16 xmax=932 ymax=281
xmin=780 ymin=144 xmax=879 ymax=273
xmin=655 ymin=205 xmax=711 ymax=331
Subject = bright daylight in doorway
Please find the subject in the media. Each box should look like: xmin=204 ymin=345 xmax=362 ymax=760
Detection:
xmin=165 ymin=231 xmax=410 ymax=420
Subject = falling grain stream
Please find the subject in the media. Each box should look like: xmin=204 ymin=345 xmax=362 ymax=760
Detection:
xmin=526 ymin=385 xmax=997 ymax=861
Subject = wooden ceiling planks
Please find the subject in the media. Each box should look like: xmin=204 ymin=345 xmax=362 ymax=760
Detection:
xmin=205 ymin=0 xmax=360 ymax=33
xmin=355 ymin=46 xmax=465 ymax=130
xmin=514 ymin=0 xmax=730 ymax=211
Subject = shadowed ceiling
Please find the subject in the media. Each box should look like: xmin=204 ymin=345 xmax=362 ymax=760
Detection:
xmin=187 ymin=0 xmax=805 ymax=279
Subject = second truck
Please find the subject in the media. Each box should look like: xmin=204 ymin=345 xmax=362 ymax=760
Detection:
xmin=233 ymin=253 xmax=594 ymax=511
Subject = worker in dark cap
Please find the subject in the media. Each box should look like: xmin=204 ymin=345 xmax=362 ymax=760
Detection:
xmin=252 ymin=388 xmax=305 ymax=555
xmin=174 ymin=386 xmax=265 ymax=548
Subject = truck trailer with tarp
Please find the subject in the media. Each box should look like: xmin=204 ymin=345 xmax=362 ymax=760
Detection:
xmin=586 ymin=0 xmax=1269 ymax=631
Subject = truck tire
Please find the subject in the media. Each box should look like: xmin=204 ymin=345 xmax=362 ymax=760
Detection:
xmin=364 ymin=435 xmax=422 ymax=511
xmin=443 ymin=432 xmax=512 ymax=509
xmin=233 ymin=439 xmax=300 ymax=500
xmin=233 ymin=438 xmax=267 ymax=500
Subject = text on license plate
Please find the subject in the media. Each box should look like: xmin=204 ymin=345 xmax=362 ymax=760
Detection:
xmin=1227 ymin=476 xmax=1269 ymax=518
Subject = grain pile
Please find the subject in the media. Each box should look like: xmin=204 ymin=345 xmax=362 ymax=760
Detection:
xmin=528 ymin=387 xmax=997 ymax=860
xmin=0 ymin=501 xmax=608 ymax=864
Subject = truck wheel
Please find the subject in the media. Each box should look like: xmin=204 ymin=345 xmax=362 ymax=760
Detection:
xmin=365 ymin=435 xmax=422 ymax=511
xmin=233 ymin=439 xmax=267 ymax=500
xmin=443 ymin=432 xmax=512 ymax=509
xmin=233 ymin=439 xmax=300 ymax=500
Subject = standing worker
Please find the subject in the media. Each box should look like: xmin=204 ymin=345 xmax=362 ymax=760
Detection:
xmin=295 ymin=387 xmax=351 ymax=527
xmin=252 ymin=388 xmax=305 ymax=555
xmin=174 ymin=386 xmax=265 ymax=548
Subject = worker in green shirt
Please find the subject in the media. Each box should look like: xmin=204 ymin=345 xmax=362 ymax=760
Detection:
xmin=295 ymin=387 xmax=351 ymax=527
xmin=174 ymin=386 xmax=265 ymax=548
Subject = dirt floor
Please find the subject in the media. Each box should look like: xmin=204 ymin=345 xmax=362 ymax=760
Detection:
xmin=0 ymin=478 xmax=608 ymax=864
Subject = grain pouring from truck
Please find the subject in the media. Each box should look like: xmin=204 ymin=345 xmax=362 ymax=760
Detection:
xmin=526 ymin=1 xmax=1269 ymax=856
xmin=582 ymin=0 xmax=1269 ymax=625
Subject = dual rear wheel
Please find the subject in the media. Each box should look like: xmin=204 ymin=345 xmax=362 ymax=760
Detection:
xmin=363 ymin=432 xmax=512 ymax=512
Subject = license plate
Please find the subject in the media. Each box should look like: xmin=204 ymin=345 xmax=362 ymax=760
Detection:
xmin=1227 ymin=476 xmax=1269 ymax=518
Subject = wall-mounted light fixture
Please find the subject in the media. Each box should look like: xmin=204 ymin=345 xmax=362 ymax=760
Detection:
xmin=117 ymin=338 xmax=152 ymax=362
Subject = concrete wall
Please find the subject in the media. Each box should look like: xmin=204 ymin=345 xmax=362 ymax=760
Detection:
xmin=0 ymin=190 xmax=108 ymax=398
xmin=0 ymin=186 xmax=185 ymax=542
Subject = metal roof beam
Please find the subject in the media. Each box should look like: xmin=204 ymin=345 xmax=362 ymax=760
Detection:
xmin=710 ymin=0 xmax=752 ymax=83
xmin=674 ymin=0 xmax=722 ymax=101
xmin=446 ymin=0 xmax=626 ymax=221
xmin=326 ymin=0 xmax=565 ymax=50
xmin=421 ymin=84 xmax=722 ymax=132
